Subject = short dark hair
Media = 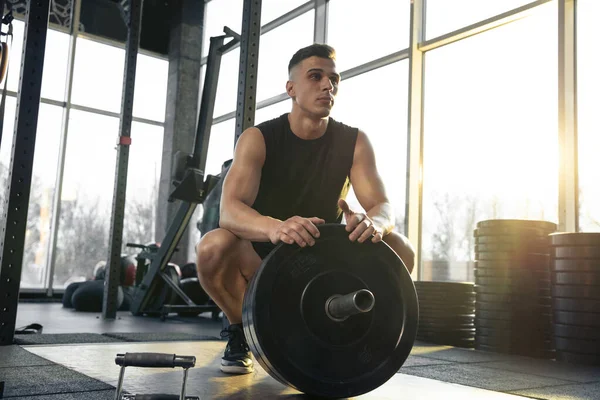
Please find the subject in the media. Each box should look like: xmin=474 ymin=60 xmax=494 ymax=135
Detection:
xmin=288 ymin=43 xmax=336 ymax=74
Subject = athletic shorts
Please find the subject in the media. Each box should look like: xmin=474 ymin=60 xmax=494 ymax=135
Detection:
xmin=251 ymin=241 xmax=277 ymax=260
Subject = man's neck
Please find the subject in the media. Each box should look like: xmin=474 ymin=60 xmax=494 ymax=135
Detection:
xmin=288 ymin=108 xmax=329 ymax=140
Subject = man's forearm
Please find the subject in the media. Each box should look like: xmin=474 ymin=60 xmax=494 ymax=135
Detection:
xmin=366 ymin=202 xmax=395 ymax=236
xmin=219 ymin=201 xmax=280 ymax=242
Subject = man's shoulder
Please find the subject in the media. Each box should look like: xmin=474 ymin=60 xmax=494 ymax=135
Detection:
xmin=328 ymin=117 xmax=360 ymax=136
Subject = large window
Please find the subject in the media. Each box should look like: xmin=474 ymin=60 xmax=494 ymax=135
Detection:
xmin=0 ymin=98 xmax=17 ymax=228
xmin=255 ymin=99 xmax=292 ymax=125
xmin=133 ymin=54 xmax=169 ymax=122
xmin=0 ymin=102 xmax=63 ymax=290
xmin=123 ymin=123 xmax=165 ymax=249
xmin=425 ymin=0 xmax=534 ymax=39
xmin=71 ymin=37 xmax=125 ymax=112
xmin=7 ymin=22 xmax=69 ymax=101
xmin=257 ymin=11 xmax=314 ymax=102
xmin=42 ymin=28 xmax=71 ymax=101
xmin=21 ymin=104 xmax=64 ymax=289
xmin=213 ymin=48 xmax=241 ymax=117
xmin=203 ymin=0 xmax=243 ymax=57
xmin=577 ymin=0 xmax=600 ymax=232
xmin=421 ymin=6 xmax=558 ymax=282
xmin=205 ymin=119 xmax=236 ymax=177
xmin=328 ymin=0 xmax=410 ymax=72
xmin=331 ymin=62 xmax=409 ymax=234
xmin=3 ymin=18 xmax=171 ymax=293
xmin=6 ymin=20 xmax=24 ymax=93
xmin=54 ymin=110 xmax=119 ymax=288
xmin=261 ymin=0 xmax=308 ymax=25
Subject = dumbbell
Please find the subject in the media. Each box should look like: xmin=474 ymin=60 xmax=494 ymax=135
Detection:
xmin=114 ymin=352 xmax=198 ymax=400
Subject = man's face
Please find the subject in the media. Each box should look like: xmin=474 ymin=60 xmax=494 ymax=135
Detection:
xmin=286 ymin=56 xmax=340 ymax=118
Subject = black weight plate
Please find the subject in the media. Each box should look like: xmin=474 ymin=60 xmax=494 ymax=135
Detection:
xmin=418 ymin=326 xmax=475 ymax=335
xmin=418 ymin=302 xmax=475 ymax=311
xmin=475 ymin=268 xmax=549 ymax=280
xmin=476 ymin=317 xmax=552 ymax=330
xmin=415 ymin=291 xmax=474 ymax=299
xmin=476 ymin=293 xmax=551 ymax=305
xmin=554 ymin=337 xmax=600 ymax=354
xmin=475 ymin=254 xmax=549 ymax=269
xmin=414 ymin=280 xmax=474 ymax=288
xmin=419 ymin=308 xmax=475 ymax=317
xmin=556 ymin=351 xmax=600 ymax=366
xmin=418 ymin=300 xmax=475 ymax=309
xmin=418 ymin=321 xmax=474 ymax=331
xmin=475 ymin=312 xmax=552 ymax=324
xmin=552 ymin=272 xmax=600 ymax=286
xmin=553 ymin=297 xmax=600 ymax=312
xmin=476 ymin=219 xmax=557 ymax=231
xmin=554 ymin=311 xmax=600 ymax=327
xmin=416 ymin=294 xmax=476 ymax=305
xmin=413 ymin=281 xmax=475 ymax=292
xmin=552 ymin=246 xmax=600 ymax=259
xmin=475 ymin=242 xmax=549 ymax=254
xmin=242 ymin=224 xmax=418 ymax=399
xmin=552 ymin=284 xmax=600 ymax=300
xmin=417 ymin=330 xmax=475 ymax=340
xmin=475 ymin=277 xmax=550 ymax=287
xmin=415 ymin=288 xmax=475 ymax=297
xmin=476 ymin=301 xmax=551 ymax=313
xmin=476 ymin=327 xmax=552 ymax=339
xmin=476 ymin=309 xmax=552 ymax=321
xmin=419 ymin=310 xmax=475 ymax=322
xmin=418 ymin=316 xmax=474 ymax=325
xmin=476 ymin=235 xmax=549 ymax=246
xmin=475 ymin=300 xmax=552 ymax=311
xmin=418 ymin=303 xmax=475 ymax=313
xmin=553 ymin=324 xmax=600 ymax=341
xmin=475 ymin=284 xmax=550 ymax=296
xmin=551 ymin=259 xmax=600 ymax=272
xmin=476 ymin=250 xmax=550 ymax=261
xmin=550 ymin=233 xmax=600 ymax=247
xmin=417 ymin=327 xmax=475 ymax=335
xmin=474 ymin=227 xmax=553 ymax=238
xmin=416 ymin=292 xmax=475 ymax=300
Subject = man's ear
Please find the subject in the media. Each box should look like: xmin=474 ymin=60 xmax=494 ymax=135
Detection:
xmin=286 ymin=80 xmax=294 ymax=97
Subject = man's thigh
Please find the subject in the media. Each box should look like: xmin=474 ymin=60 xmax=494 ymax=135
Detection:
xmin=383 ymin=231 xmax=415 ymax=273
xmin=198 ymin=228 xmax=263 ymax=281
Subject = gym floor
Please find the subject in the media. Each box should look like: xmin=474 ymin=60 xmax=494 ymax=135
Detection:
xmin=1 ymin=302 xmax=599 ymax=399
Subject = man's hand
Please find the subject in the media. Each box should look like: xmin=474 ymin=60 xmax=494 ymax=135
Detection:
xmin=338 ymin=199 xmax=383 ymax=243
xmin=269 ymin=216 xmax=325 ymax=247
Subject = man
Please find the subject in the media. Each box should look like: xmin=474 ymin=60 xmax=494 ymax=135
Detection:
xmin=196 ymin=44 xmax=415 ymax=375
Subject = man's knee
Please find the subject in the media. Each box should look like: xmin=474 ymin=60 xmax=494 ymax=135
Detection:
xmin=383 ymin=231 xmax=415 ymax=274
xmin=196 ymin=229 xmax=235 ymax=279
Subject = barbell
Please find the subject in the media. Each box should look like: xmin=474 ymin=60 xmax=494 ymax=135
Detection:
xmin=242 ymin=223 xmax=419 ymax=398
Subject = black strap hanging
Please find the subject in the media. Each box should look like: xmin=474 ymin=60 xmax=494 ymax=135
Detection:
xmin=0 ymin=5 xmax=14 ymax=149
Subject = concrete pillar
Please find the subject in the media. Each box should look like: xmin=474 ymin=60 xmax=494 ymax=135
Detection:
xmin=157 ymin=0 xmax=205 ymax=266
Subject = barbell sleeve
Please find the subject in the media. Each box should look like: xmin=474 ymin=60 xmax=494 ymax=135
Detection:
xmin=326 ymin=289 xmax=375 ymax=321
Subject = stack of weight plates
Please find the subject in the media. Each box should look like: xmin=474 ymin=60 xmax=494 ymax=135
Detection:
xmin=474 ymin=219 xmax=557 ymax=358
xmin=414 ymin=281 xmax=475 ymax=348
xmin=550 ymin=232 xmax=600 ymax=366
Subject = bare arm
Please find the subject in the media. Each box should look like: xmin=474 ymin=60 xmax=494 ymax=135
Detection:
xmin=349 ymin=130 xmax=395 ymax=236
xmin=219 ymin=127 xmax=280 ymax=241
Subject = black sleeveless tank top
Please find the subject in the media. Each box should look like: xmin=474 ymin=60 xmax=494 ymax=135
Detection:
xmin=251 ymin=113 xmax=359 ymax=223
